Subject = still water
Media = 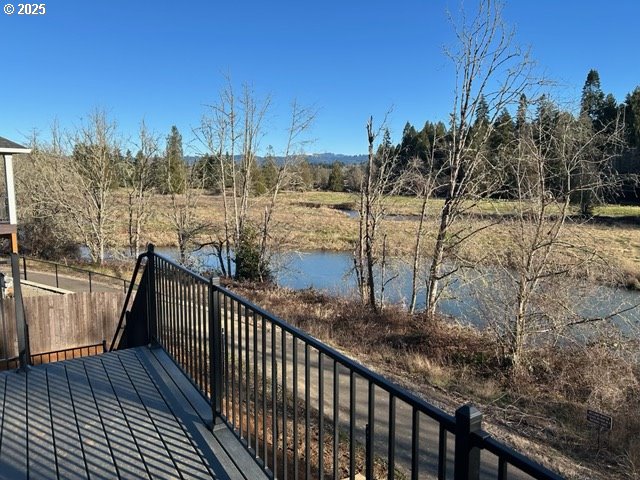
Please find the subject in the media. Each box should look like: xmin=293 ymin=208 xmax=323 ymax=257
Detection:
xmin=156 ymin=248 xmax=640 ymax=329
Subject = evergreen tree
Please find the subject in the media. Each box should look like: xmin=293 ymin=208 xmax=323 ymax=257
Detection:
xmin=580 ymin=69 xmax=605 ymax=125
xmin=297 ymin=159 xmax=314 ymax=190
xmin=516 ymin=94 xmax=528 ymax=133
xmin=161 ymin=126 xmax=187 ymax=194
xmin=250 ymin=156 xmax=267 ymax=195
xmin=196 ymin=154 xmax=224 ymax=192
xmin=625 ymin=87 xmax=640 ymax=147
xmin=327 ymin=161 xmax=344 ymax=192
xmin=475 ymin=95 xmax=490 ymax=126
xmin=398 ymin=122 xmax=421 ymax=166
xmin=489 ymin=109 xmax=517 ymax=196
xmin=261 ymin=155 xmax=279 ymax=192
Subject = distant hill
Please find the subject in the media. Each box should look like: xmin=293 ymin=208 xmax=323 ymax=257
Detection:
xmin=305 ymin=153 xmax=368 ymax=165
xmin=185 ymin=152 xmax=367 ymax=166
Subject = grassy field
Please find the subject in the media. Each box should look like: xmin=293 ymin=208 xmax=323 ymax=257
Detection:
xmin=108 ymin=190 xmax=640 ymax=285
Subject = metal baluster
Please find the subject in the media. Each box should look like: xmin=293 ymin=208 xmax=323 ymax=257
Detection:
xmin=498 ymin=457 xmax=507 ymax=480
xmin=305 ymin=343 xmax=311 ymax=480
xmin=349 ymin=371 xmax=355 ymax=480
xmin=224 ymin=294 xmax=229 ymax=416
xmin=238 ymin=301 xmax=244 ymax=437
xmin=231 ymin=298 xmax=236 ymax=427
xmin=388 ymin=395 xmax=396 ymax=480
xmin=319 ymin=352 xmax=324 ymax=479
xmin=366 ymin=382 xmax=375 ymax=480
xmin=245 ymin=305 xmax=251 ymax=446
xmin=271 ymin=322 xmax=277 ymax=477
xmin=292 ymin=337 xmax=298 ymax=480
xmin=282 ymin=328 xmax=288 ymax=480
xmin=253 ymin=309 xmax=259 ymax=458
xmin=411 ymin=408 xmax=420 ymax=480
xmin=261 ymin=313 xmax=267 ymax=464
xmin=438 ymin=425 xmax=447 ymax=480
xmin=333 ymin=360 xmax=339 ymax=480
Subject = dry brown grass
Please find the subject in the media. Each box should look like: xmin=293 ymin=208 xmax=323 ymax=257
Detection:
xmin=101 ymin=190 xmax=640 ymax=286
xmin=229 ymin=281 xmax=640 ymax=480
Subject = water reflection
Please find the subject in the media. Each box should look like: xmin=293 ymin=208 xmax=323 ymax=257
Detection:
xmin=155 ymin=247 xmax=640 ymax=330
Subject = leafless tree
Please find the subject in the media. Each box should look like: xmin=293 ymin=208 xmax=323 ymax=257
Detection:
xmin=197 ymin=78 xmax=314 ymax=280
xmin=16 ymin=125 xmax=79 ymax=259
xmin=122 ymin=120 xmax=159 ymax=257
xmin=482 ymin=96 xmax=630 ymax=371
xmin=425 ymin=0 xmax=538 ymax=318
xmin=165 ymin=162 xmax=208 ymax=265
xmin=353 ymin=117 xmax=401 ymax=312
xmin=18 ymin=111 xmax=122 ymax=264
xmin=65 ymin=110 xmax=122 ymax=264
xmin=258 ymin=99 xmax=316 ymax=272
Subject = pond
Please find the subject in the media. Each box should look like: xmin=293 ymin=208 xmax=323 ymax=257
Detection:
xmin=155 ymin=247 xmax=640 ymax=330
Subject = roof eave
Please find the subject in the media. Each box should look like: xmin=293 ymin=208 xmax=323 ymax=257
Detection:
xmin=0 ymin=147 xmax=32 ymax=155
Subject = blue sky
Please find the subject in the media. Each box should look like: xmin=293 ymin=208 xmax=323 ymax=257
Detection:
xmin=1 ymin=1 xmax=639 ymax=155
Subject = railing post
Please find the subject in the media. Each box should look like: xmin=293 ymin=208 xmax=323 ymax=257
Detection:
xmin=55 ymin=264 xmax=59 ymax=288
xmin=209 ymin=278 xmax=223 ymax=426
xmin=88 ymin=271 xmax=93 ymax=293
xmin=146 ymin=244 xmax=158 ymax=345
xmin=454 ymin=404 xmax=482 ymax=480
xmin=22 ymin=256 xmax=27 ymax=281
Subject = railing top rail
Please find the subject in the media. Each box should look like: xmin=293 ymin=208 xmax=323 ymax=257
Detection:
xmin=478 ymin=435 xmax=564 ymax=480
xmin=109 ymin=252 xmax=149 ymax=352
xmin=23 ymin=256 xmax=131 ymax=283
xmin=153 ymin=251 xmax=210 ymax=284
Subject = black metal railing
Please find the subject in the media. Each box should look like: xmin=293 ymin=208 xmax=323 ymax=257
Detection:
xmin=121 ymin=245 xmax=563 ymax=480
xmin=0 ymin=341 xmax=107 ymax=371
xmin=19 ymin=256 xmax=131 ymax=293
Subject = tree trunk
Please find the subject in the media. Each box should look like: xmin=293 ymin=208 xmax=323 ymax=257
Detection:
xmin=409 ymin=196 xmax=428 ymax=314
xmin=426 ymin=197 xmax=453 ymax=318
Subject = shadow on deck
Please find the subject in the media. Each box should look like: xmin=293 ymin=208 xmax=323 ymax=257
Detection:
xmin=0 ymin=346 xmax=267 ymax=480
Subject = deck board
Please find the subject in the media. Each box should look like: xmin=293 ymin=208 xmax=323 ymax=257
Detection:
xmin=0 ymin=347 xmax=268 ymax=480
xmin=47 ymin=363 xmax=89 ymax=480
xmin=66 ymin=360 xmax=119 ymax=479
xmin=83 ymin=356 xmax=150 ymax=479
xmin=26 ymin=368 xmax=57 ymax=480
xmin=0 ymin=367 xmax=27 ymax=479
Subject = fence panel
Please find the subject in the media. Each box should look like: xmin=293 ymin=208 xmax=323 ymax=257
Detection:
xmin=0 ymin=291 xmax=125 ymax=368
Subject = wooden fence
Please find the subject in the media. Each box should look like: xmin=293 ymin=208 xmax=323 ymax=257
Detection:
xmin=0 ymin=291 xmax=125 ymax=366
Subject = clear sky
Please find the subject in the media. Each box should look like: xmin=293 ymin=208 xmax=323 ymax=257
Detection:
xmin=1 ymin=0 xmax=639 ymax=155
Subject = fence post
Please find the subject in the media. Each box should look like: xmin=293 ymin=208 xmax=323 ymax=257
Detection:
xmin=454 ymin=404 xmax=482 ymax=480
xmin=55 ymin=264 xmax=59 ymax=288
xmin=11 ymin=254 xmax=30 ymax=370
xmin=22 ymin=256 xmax=27 ymax=281
xmin=146 ymin=244 xmax=158 ymax=345
xmin=209 ymin=278 xmax=223 ymax=426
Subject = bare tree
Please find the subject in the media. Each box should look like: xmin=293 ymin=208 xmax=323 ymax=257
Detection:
xmin=65 ymin=110 xmax=122 ymax=264
xmin=484 ymin=95 xmax=629 ymax=371
xmin=258 ymin=99 xmax=316 ymax=274
xmin=122 ymin=120 xmax=159 ymax=257
xmin=353 ymin=118 xmax=401 ymax=312
xmin=425 ymin=0 xmax=538 ymax=317
xmin=197 ymin=78 xmax=314 ymax=281
xmin=166 ymin=163 xmax=208 ymax=264
xmin=16 ymin=125 xmax=79 ymax=259
xmin=402 ymin=145 xmax=445 ymax=313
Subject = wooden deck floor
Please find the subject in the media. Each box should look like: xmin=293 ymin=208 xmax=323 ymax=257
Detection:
xmin=0 ymin=347 xmax=267 ymax=479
